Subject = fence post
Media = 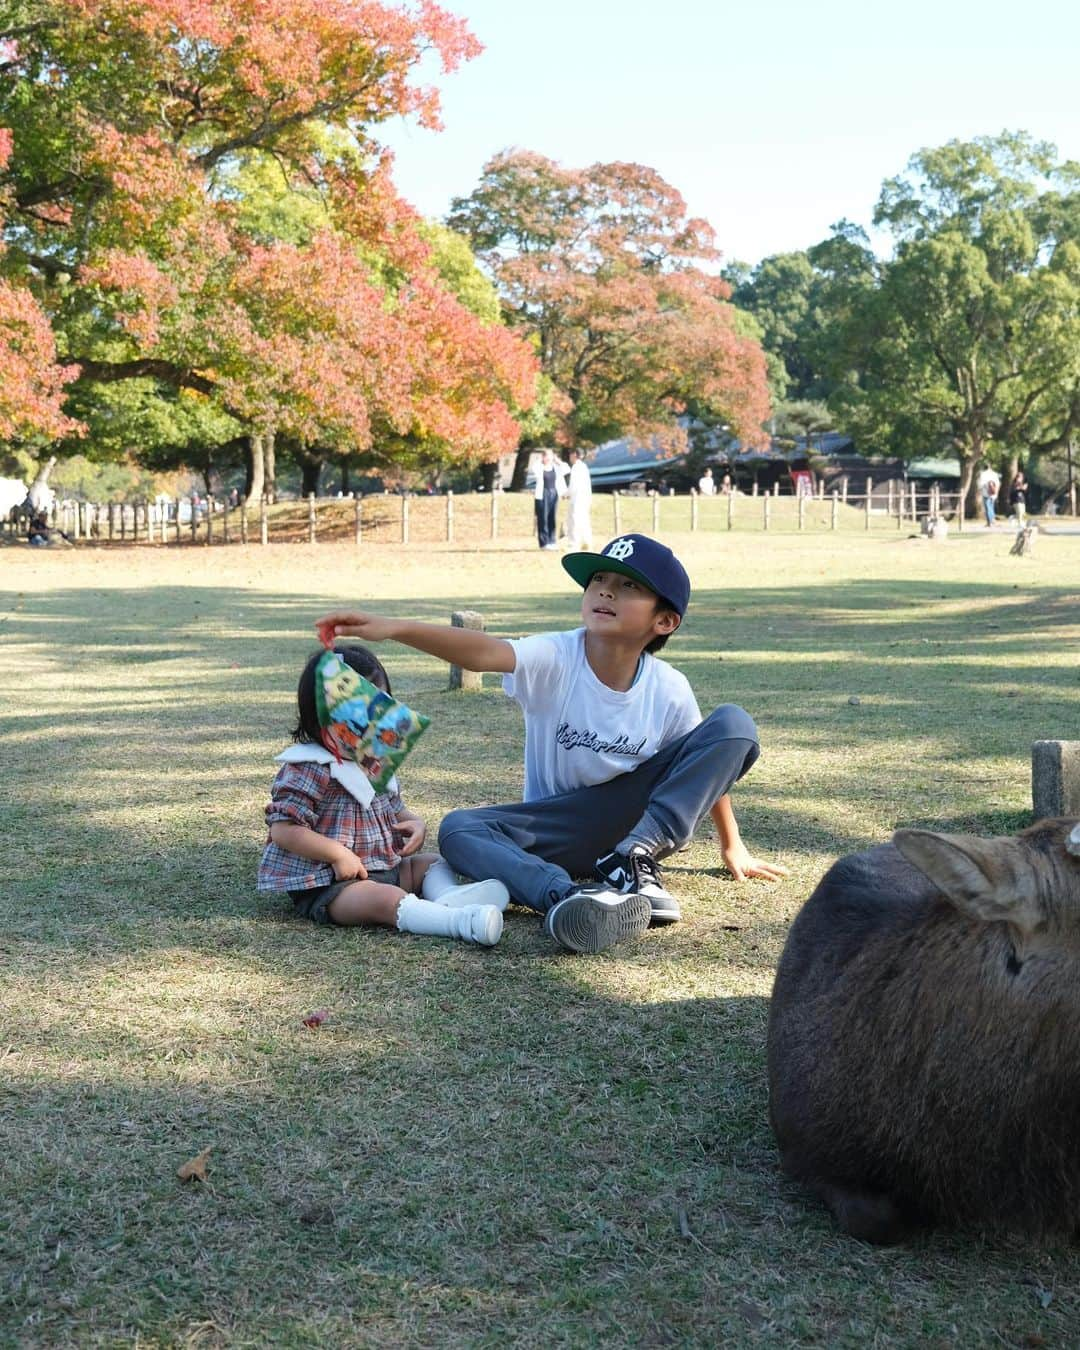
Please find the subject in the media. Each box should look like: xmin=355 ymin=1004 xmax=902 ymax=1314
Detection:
xmin=613 ymin=491 xmax=621 ymax=534
xmin=957 ymin=490 xmax=965 ymax=533
xmin=401 ymin=494 xmax=409 ymax=544
xmin=887 ymin=479 xmax=895 ymax=517
xmin=773 ymin=481 xmax=780 ymax=497
xmin=651 ymin=490 xmax=660 ymax=534
xmin=448 ymin=610 xmax=483 ymax=692
xmin=752 ymin=480 xmax=759 ymax=497
xmin=223 ymin=500 xmax=231 ymax=545
xmin=446 ymin=489 xmax=454 ymax=543
xmin=831 ymin=490 xmax=839 ymax=531
xmin=798 ymin=493 xmax=806 ymax=531
xmin=842 ymin=476 xmax=849 ymax=504
xmin=490 ymin=489 xmax=498 ymax=540
xmin=260 ymin=496 xmax=268 ymax=545
xmin=864 ymin=477 xmax=873 ymax=531
xmin=72 ymin=501 xmax=81 ymax=542
xmin=763 ymin=494 xmax=771 ymax=531
xmin=911 ymin=482 xmax=918 ymax=521
xmin=690 ymin=487 xmax=698 ymax=531
xmin=727 ymin=488 xmax=734 ymax=531
xmin=354 ymin=493 xmax=362 ymax=546
xmin=240 ymin=497 xmax=248 ymax=545
xmin=207 ymin=496 xmax=215 ymax=544
xmin=1071 ymin=481 xmax=1078 ymax=516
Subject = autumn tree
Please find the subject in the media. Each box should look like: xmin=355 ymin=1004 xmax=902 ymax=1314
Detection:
xmin=449 ymin=150 xmax=771 ymax=486
xmin=0 ymin=125 xmax=79 ymax=455
xmin=0 ymin=1 xmax=537 ymax=491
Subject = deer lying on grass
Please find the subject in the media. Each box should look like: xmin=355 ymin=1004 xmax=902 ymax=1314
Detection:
xmin=768 ymin=817 xmax=1080 ymax=1243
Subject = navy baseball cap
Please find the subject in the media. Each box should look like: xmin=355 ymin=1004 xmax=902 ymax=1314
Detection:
xmin=562 ymin=534 xmax=691 ymax=617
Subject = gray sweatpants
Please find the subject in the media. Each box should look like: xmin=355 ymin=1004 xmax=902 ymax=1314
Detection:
xmin=438 ymin=704 xmax=759 ymax=913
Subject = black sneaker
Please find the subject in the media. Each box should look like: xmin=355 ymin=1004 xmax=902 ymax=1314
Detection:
xmin=596 ymin=845 xmax=682 ymax=926
xmin=543 ymin=885 xmax=651 ymax=954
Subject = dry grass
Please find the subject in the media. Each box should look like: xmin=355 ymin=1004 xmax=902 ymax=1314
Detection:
xmin=2 ymin=524 xmax=1079 ymax=1347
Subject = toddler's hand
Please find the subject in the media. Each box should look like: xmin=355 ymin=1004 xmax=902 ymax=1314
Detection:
xmin=316 ymin=610 xmax=396 ymax=644
xmin=395 ymin=818 xmax=427 ymax=856
xmin=332 ymin=851 xmax=368 ymax=882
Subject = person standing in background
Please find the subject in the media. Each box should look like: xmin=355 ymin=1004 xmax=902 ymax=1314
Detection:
xmin=533 ymin=448 xmax=568 ymax=550
xmin=566 ymin=448 xmax=593 ymax=549
xmin=1009 ymin=469 xmax=1028 ymax=526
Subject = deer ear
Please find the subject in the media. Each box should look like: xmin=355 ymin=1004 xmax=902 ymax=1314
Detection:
xmin=893 ymin=829 xmax=1042 ymax=935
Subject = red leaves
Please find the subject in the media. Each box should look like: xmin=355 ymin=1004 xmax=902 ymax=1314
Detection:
xmin=7 ymin=1 xmax=534 ymax=464
xmin=451 ymin=152 xmax=773 ymax=449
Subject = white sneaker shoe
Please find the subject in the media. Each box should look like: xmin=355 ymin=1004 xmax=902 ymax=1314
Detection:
xmin=453 ymin=904 xmax=503 ymax=946
xmin=435 ymin=878 xmax=510 ymax=912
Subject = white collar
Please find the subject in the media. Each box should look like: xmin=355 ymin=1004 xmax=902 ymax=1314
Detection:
xmin=274 ymin=743 xmax=396 ymax=808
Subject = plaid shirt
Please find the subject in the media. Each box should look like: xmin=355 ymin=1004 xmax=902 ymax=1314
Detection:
xmin=257 ymin=761 xmax=406 ymax=892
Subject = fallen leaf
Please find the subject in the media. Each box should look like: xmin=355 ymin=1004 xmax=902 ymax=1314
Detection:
xmin=177 ymin=1146 xmax=212 ymax=1182
xmin=302 ymin=1008 xmax=329 ymax=1029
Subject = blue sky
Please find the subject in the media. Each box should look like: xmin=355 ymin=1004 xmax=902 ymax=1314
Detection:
xmin=382 ymin=0 xmax=1080 ymax=266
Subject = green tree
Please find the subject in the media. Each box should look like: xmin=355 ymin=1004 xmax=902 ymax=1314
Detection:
xmin=818 ymin=134 xmax=1080 ymax=502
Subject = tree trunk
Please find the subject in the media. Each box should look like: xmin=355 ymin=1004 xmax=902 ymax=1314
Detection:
xmin=1000 ymin=449 xmax=1020 ymax=519
xmin=264 ymin=430 xmax=276 ymax=504
xmin=477 ymin=460 xmax=498 ymax=492
xmin=341 ymin=458 xmax=350 ymax=495
xmin=300 ymin=457 xmax=322 ymax=497
xmin=28 ymin=455 xmax=57 ymax=510
xmin=246 ymin=433 xmax=265 ymax=502
xmin=958 ymin=451 xmax=978 ymax=517
xmin=509 ymin=444 xmax=534 ymax=492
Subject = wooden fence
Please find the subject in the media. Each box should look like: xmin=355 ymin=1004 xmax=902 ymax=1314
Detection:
xmin=6 ymin=478 xmax=1074 ymax=547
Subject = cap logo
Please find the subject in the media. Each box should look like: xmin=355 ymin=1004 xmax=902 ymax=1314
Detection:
xmin=605 ymin=537 xmax=635 ymax=561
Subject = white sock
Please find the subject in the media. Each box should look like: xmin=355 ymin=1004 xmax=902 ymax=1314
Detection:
xmin=421 ymin=859 xmax=510 ymax=912
xmin=396 ymin=894 xmax=502 ymax=946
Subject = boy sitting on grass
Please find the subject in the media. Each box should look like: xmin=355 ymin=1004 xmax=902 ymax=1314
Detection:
xmin=318 ymin=533 xmax=786 ymax=954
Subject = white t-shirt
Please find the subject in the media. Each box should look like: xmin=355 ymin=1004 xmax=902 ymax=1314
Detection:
xmin=569 ymin=458 xmax=592 ymax=502
xmin=502 ymin=628 xmax=701 ymax=801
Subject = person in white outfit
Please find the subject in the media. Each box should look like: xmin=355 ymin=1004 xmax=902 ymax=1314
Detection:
xmin=698 ymin=468 xmax=717 ymax=496
xmin=566 ymin=448 xmax=593 ymax=549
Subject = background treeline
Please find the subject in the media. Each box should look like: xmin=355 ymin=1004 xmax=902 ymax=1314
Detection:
xmin=727 ymin=132 xmax=1080 ymax=504
xmin=1 ymin=6 xmax=1077 ymax=507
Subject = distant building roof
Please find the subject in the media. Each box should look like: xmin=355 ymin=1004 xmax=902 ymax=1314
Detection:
xmin=906 ymin=457 xmax=962 ymax=479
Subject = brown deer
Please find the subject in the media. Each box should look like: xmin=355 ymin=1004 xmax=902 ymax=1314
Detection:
xmin=767 ymin=818 xmax=1080 ymax=1243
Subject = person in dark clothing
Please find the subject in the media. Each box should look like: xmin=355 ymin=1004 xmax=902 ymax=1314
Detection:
xmin=533 ymin=448 xmax=567 ymax=549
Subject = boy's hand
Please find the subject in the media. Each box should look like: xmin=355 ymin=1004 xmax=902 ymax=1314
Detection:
xmin=721 ymin=840 xmax=789 ymax=883
xmin=332 ymin=850 xmax=369 ymax=882
xmin=395 ymin=818 xmax=427 ymax=856
xmin=317 ymin=611 xmax=397 ymax=645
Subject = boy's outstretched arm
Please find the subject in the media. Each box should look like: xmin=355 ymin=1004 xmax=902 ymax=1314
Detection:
xmin=710 ymin=794 xmax=789 ymax=882
xmin=316 ymin=611 xmax=516 ymax=674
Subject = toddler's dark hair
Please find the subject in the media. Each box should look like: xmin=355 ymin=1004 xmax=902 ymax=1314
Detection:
xmin=293 ymin=644 xmax=391 ymax=743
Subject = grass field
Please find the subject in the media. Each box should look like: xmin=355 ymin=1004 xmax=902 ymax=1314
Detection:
xmin=2 ymin=524 xmax=1079 ymax=1348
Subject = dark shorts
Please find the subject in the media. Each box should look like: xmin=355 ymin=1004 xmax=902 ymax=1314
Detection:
xmin=288 ymin=866 xmax=401 ymax=926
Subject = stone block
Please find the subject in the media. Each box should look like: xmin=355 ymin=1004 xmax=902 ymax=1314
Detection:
xmin=1032 ymin=740 xmax=1080 ymax=818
